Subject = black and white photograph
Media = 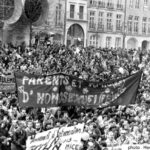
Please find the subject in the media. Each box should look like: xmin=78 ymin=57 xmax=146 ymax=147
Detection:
xmin=0 ymin=0 xmax=149 ymax=150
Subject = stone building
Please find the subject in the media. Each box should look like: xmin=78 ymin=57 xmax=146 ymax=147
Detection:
xmin=87 ymin=0 xmax=150 ymax=50
xmin=0 ymin=0 xmax=65 ymax=45
xmin=1 ymin=0 xmax=150 ymax=49
xmin=65 ymin=0 xmax=88 ymax=47
xmin=125 ymin=0 xmax=150 ymax=50
xmin=87 ymin=0 xmax=125 ymax=48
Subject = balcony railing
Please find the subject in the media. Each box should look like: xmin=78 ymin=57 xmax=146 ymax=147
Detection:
xmin=89 ymin=23 xmax=96 ymax=30
xmin=55 ymin=22 xmax=63 ymax=28
xmin=116 ymin=4 xmax=123 ymax=10
xmin=142 ymin=31 xmax=147 ymax=34
xmin=98 ymin=2 xmax=105 ymax=8
xmin=107 ymin=3 xmax=114 ymax=9
xmin=89 ymin=3 xmax=97 ymax=8
xmin=97 ymin=24 xmax=104 ymax=31
xmin=133 ymin=31 xmax=139 ymax=34
xmin=107 ymin=25 xmax=113 ymax=31
xmin=67 ymin=11 xmax=87 ymax=21
xmin=116 ymin=26 xmax=122 ymax=32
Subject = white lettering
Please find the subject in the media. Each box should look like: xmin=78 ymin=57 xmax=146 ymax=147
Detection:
xmin=22 ymin=76 xmax=29 ymax=85
xmin=37 ymin=93 xmax=45 ymax=104
xmin=28 ymin=78 xmax=36 ymax=85
xmin=37 ymin=78 xmax=44 ymax=85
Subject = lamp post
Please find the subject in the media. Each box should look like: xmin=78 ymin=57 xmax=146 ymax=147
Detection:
xmin=96 ymin=24 xmax=99 ymax=48
xmin=1 ymin=0 xmax=4 ymax=45
xmin=122 ymin=0 xmax=127 ymax=49
xmin=63 ymin=0 xmax=67 ymax=45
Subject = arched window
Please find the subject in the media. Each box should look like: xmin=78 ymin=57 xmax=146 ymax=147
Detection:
xmin=90 ymin=35 xmax=97 ymax=47
xmin=0 ymin=0 xmax=15 ymax=20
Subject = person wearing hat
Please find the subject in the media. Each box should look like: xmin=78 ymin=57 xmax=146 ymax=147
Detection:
xmin=116 ymin=130 xmax=129 ymax=145
xmin=80 ymin=132 xmax=90 ymax=150
xmin=105 ymin=131 xmax=117 ymax=147
xmin=72 ymin=119 xmax=79 ymax=125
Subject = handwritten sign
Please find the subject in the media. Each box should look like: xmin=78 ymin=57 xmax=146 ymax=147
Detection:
xmin=26 ymin=124 xmax=84 ymax=150
xmin=0 ymin=74 xmax=16 ymax=92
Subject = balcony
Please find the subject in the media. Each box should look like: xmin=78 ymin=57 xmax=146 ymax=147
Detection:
xmin=133 ymin=31 xmax=139 ymax=35
xmin=116 ymin=26 xmax=122 ymax=32
xmin=67 ymin=11 xmax=87 ymax=21
xmin=89 ymin=2 xmax=97 ymax=8
xmin=55 ymin=22 xmax=63 ymax=28
xmin=107 ymin=3 xmax=114 ymax=9
xmin=89 ymin=23 xmax=96 ymax=31
xmin=107 ymin=25 xmax=113 ymax=32
xmin=97 ymin=24 xmax=104 ymax=31
xmin=116 ymin=4 xmax=123 ymax=10
xmin=142 ymin=31 xmax=147 ymax=35
xmin=98 ymin=2 xmax=105 ymax=8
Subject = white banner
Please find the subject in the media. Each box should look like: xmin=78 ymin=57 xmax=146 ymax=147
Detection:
xmin=26 ymin=124 xmax=84 ymax=150
xmin=59 ymin=141 xmax=82 ymax=150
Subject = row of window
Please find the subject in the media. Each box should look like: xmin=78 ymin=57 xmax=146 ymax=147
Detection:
xmin=128 ymin=16 xmax=150 ymax=34
xmin=55 ymin=3 xmax=85 ymax=26
xmin=89 ymin=12 xmax=122 ymax=31
xmin=89 ymin=0 xmax=123 ymax=9
xmin=90 ymin=0 xmax=149 ymax=10
xmin=129 ymin=0 xmax=148 ymax=8
xmin=70 ymin=4 xmax=84 ymax=19
xmin=89 ymin=11 xmax=150 ymax=34
xmin=90 ymin=35 xmax=121 ymax=48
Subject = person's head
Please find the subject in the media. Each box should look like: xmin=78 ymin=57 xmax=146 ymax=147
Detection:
xmin=56 ymin=121 xmax=61 ymax=127
xmin=45 ymin=111 xmax=50 ymax=118
xmin=21 ymin=109 xmax=26 ymax=116
xmin=107 ymin=132 xmax=114 ymax=140
xmin=35 ymin=122 xmax=41 ymax=131
xmin=1 ymin=122 xmax=6 ymax=129
xmin=72 ymin=119 xmax=78 ymax=125
xmin=142 ymin=120 xmax=147 ymax=127
xmin=18 ymin=121 xmax=26 ymax=131
xmin=80 ymin=112 xmax=84 ymax=117
xmin=120 ymin=130 xmax=127 ymax=138
xmin=45 ymin=123 xmax=53 ymax=130
xmin=143 ymin=134 xmax=150 ymax=142
xmin=12 ymin=106 xmax=18 ymax=113
xmin=27 ymin=121 xmax=33 ymax=129
xmin=63 ymin=112 xmax=69 ymax=118
xmin=133 ymin=126 xmax=139 ymax=133
xmin=0 ymin=101 xmax=3 ymax=109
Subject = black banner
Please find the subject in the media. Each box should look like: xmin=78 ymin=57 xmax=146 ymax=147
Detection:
xmin=15 ymin=71 xmax=142 ymax=108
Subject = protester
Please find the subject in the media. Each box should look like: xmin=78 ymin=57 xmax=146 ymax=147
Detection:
xmin=0 ymin=40 xmax=150 ymax=149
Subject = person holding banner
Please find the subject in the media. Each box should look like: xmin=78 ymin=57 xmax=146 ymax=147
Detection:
xmin=105 ymin=132 xmax=117 ymax=147
xmin=116 ymin=130 xmax=129 ymax=145
xmin=11 ymin=122 xmax=27 ymax=150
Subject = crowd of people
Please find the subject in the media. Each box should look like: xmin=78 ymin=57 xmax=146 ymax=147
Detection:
xmin=0 ymin=40 xmax=150 ymax=150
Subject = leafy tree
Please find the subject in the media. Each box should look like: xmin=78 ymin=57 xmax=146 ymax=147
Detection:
xmin=24 ymin=0 xmax=42 ymax=23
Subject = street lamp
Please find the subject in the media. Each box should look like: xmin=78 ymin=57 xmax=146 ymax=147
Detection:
xmin=122 ymin=0 xmax=127 ymax=49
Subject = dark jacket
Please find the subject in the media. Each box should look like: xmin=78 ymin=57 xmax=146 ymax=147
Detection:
xmin=11 ymin=129 xmax=27 ymax=150
xmin=0 ymin=127 xmax=11 ymax=150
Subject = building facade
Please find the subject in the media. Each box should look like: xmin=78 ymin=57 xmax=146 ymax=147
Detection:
xmin=87 ymin=0 xmax=150 ymax=50
xmin=1 ymin=0 xmax=150 ymax=49
xmin=125 ymin=0 xmax=150 ymax=50
xmin=87 ymin=0 xmax=125 ymax=48
xmin=65 ymin=0 xmax=88 ymax=47
xmin=0 ymin=0 xmax=65 ymax=45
